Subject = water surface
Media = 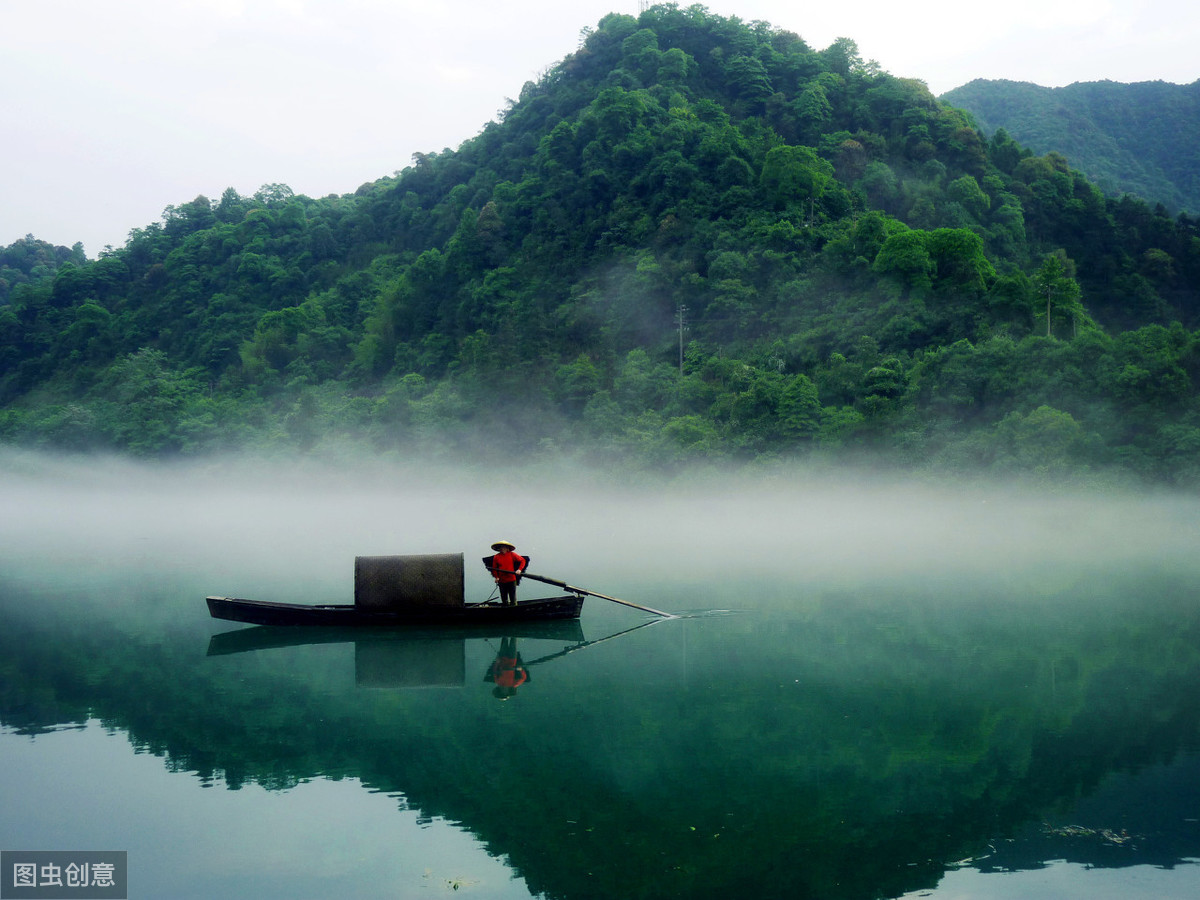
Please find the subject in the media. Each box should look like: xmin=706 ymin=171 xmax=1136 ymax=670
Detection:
xmin=2 ymin=455 xmax=1199 ymax=899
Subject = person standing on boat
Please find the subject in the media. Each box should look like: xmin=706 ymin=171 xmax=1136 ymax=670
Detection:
xmin=488 ymin=540 xmax=527 ymax=606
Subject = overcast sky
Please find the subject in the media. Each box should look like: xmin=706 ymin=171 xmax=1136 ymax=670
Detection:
xmin=3 ymin=0 xmax=1197 ymax=257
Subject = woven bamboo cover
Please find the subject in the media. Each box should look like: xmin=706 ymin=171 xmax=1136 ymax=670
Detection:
xmin=354 ymin=553 xmax=465 ymax=608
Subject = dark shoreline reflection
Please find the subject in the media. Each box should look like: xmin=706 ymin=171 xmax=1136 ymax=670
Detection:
xmin=968 ymin=749 xmax=1200 ymax=875
xmin=4 ymin=571 xmax=1200 ymax=899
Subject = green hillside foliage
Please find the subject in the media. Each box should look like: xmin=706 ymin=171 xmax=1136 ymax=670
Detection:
xmin=3 ymin=5 xmax=1200 ymax=484
xmin=0 ymin=235 xmax=86 ymax=305
xmin=941 ymin=78 xmax=1200 ymax=215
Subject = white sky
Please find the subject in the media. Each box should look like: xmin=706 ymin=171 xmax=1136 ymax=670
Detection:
xmin=3 ymin=0 xmax=1197 ymax=257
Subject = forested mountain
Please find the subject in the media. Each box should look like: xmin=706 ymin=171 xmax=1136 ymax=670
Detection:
xmin=0 ymin=236 xmax=87 ymax=306
xmin=3 ymin=5 xmax=1200 ymax=485
xmin=941 ymin=78 xmax=1200 ymax=215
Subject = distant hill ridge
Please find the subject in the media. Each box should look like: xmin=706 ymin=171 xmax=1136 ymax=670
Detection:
xmin=941 ymin=78 xmax=1200 ymax=214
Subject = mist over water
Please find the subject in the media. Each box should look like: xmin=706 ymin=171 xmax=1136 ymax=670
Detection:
xmin=3 ymin=449 xmax=1195 ymax=602
xmin=5 ymin=449 xmax=1200 ymax=899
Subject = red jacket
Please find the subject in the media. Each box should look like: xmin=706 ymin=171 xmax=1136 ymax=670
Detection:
xmin=490 ymin=550 xmax=526 ymax=583
xmin=493 ymin=655 xmax=528 ymax=688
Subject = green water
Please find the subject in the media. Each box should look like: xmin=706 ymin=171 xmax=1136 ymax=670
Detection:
xmin=3 ymin=457 xmax=1200 ymax=899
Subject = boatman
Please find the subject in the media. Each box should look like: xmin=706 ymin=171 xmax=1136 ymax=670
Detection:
xmin=487 ymin=539 xmax=527 ymax=606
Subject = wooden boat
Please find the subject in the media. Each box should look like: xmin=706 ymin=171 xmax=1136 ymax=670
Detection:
xmin=207 ymin=553 xmax=585 ymax=628
xmin=206 ymin=593 xmax=585 ymax=628
xmin=206 ymin=550 xmax=669 ymax=631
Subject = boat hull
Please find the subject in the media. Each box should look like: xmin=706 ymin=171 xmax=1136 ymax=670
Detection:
xmin=206 ymin=594 xmax=585 ymax=627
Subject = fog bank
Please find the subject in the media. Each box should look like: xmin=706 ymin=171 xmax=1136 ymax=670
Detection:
xmin=3 ymin=451 xmax=1195 ymax=605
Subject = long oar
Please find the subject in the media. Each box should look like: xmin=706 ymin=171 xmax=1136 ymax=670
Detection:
xmin=519 ymin=571 xmax=674 ymax=618
xmin=522 ymin=619 xmax=664 ymax=668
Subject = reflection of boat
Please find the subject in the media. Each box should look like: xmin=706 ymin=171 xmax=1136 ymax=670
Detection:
xmin=207 ymin=619 xmax=590 ymax=690
xmin=206 ymin=618 xmax=587 ymax=656
xmin=207 ymin=553 xmax=587 ymax=627
xmin=481 ymin=620 xmax=664 ymax=700
xmin=206 ymin=593 xmax=585 ymax=627
xmin=205 ymin=618 xmax=659 ymax=693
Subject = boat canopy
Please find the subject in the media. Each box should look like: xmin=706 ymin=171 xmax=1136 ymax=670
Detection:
xmin=354 ymin=553 xmax=464 ymax=609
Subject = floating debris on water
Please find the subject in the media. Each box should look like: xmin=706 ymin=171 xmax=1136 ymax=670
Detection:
xmin=1043 ymin=823 xmax=1137 ymax=845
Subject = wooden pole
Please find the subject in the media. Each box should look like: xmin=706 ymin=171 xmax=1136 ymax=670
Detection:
xmin=520 ymin=572 xmax=675 ymax=618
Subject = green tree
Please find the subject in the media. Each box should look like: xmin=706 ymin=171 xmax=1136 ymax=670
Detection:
xmin=873 ymin=230 xmax=934 ymax=296
xmin=946 ymin=175 xmax=990 ymax=220
xmin=779 ymin=373 xmax=821 ymax=440
xmin=1033 ymin=254 xmax=1083 ymax=337
xmin=554 ymin=355 xmax=602 ymax=416
xmin=793 ymin=82 xmax=832 ymax=141
xmin=820 ymin=37 xmax=863 ymax=76
xmin=725 ymin=55 xmax=773 ymax=109
xmin=760 ymin=145 xmax=833 ymax=210
xmin=860 ymin=357 xmax=907 ymax=416
xmin=993 ymin=405 xmax=1088 ymax=475
xmin=925 ymin=228 xmax=996 ymax=297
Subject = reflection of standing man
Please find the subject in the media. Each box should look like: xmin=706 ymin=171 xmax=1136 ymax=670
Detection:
xmin=487 ymin=540 xmax=527 ymax=607
xmin=487 ymin=636 xmax=528 ymax=699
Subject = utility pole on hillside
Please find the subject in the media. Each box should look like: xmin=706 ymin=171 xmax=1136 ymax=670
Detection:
xmin=676 ymin=304 xmax=689 ymax=377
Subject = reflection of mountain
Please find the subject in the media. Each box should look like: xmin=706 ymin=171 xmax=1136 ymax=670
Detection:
xmin=972 ymin=751 xmax=1200 ymax=874
xmin=4 ymin=574 xmax=1200 ymax=900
